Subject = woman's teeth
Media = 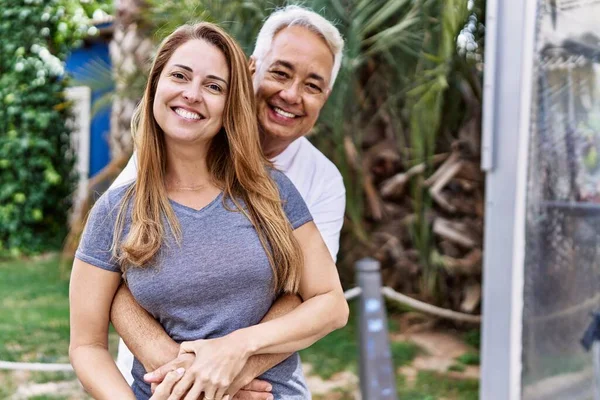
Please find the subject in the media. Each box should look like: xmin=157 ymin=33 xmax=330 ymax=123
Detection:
xmin=175 ymin=108 xmax=201 ymax=120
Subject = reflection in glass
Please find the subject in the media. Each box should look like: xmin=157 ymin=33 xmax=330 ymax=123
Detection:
xmin=522 ymin=1 xmax=600 ymax=398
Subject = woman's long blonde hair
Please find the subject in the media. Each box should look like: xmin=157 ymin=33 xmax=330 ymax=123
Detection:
xmin=112 ymin=23 xmax=303 ymax=294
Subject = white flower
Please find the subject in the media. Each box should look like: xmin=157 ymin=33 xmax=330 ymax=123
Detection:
xmin=15 ymin=62 xmax=24 ymax=72
xmin=87 ymin=26 xmax=98 ymax=36
xmin=39 ymin=48 xmax=50 ymax=59
xmin=93 ymin=9 xmax=108 ymax=20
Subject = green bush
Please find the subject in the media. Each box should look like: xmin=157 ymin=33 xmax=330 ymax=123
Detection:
xmin=0 ymin=0 xmax=105 ymax=255
xmin=456 ymin=351 xmax=480 ymax=366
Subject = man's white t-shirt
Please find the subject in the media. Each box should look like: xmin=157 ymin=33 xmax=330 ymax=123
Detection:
xmin=109 ymin=136 xmax=346 ymax=382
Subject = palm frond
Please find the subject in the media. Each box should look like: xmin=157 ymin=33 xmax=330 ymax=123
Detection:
xmin=70 ymin=56 xmax=113 ymax=92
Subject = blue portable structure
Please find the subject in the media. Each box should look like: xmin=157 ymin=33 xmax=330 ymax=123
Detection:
xmin=64 ymin=21 xmax=114 ymax=178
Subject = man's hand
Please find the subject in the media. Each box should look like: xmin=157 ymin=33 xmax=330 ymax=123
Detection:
xmin=144 ymin=353 xmax=273 ymax=400
xmin=149 ymin=368 xmax=185 ymax=400
xmin=232 ymin=380 xmax=273 ymax=400
xmin=144 ymin=353 xmax=195 ymax=386
xmin=228 ymin=366 xmax=272 ymax=399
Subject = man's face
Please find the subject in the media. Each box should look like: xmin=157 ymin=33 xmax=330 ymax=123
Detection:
xmin=252 ymin=26 xmax=334 ymax=153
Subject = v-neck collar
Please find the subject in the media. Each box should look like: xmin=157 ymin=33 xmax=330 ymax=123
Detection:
xmin=168 ymin=191 xmax=224 ymax=218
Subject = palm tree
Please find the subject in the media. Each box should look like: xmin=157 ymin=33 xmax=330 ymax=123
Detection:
xmin=108 ymin=0 xmax=153 ymax=163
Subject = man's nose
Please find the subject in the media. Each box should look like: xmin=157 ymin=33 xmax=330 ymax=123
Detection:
xmin=279 ymin=81 xmax=301 ymax=104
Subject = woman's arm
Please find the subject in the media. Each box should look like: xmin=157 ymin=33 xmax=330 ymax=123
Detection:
xmin=229 ymin=220 xmax=349 ymax=354
xmin=69 ymin=258 xmax=135 ymax=400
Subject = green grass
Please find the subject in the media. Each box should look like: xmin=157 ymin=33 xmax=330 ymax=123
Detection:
xmin=397 ymin=372 xmax=480 ymax=399
xmin=463 ymin=329 xmax=481 ymax=349
xmin=0 ymin=255 xmax=119 ymax=364
xmin=391 ymin=341 xmax=420 ymax=367
xmin=448 ymin=363 xmax=467 ymax=372
xmin=0 ymin=255 xmax=72 ymax=363
xmin=456 ymin=351 xmax=480 ymax=366
xmin=300 ymin=303 xmax=480 ymax=398
xmin=0 ymin=255 xmax=119 ymax=399
xmin=30 ymin=371 xmax=75 ymax=384
xmin=1 ymin=256 xmax=480 ymax=399
xmin=299 ymin=304 xmax=421 ymax=379
xmin=0 ymin=371 xmax=17 ymax=399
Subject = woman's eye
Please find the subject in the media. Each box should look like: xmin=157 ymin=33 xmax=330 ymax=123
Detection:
xmin=171 ymin=72 xmax=185 ymax=79
xmin=207 ymin=84 xmax=222 ymax=92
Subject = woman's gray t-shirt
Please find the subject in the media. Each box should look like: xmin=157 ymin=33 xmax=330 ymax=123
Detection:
xmin=75 ymin=169 xmax=313 ymax=399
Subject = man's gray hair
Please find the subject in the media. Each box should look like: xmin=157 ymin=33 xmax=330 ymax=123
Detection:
xmin=251 ymin=5 xmax=344 ymax=89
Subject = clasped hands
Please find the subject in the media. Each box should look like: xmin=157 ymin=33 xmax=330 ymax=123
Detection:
xmin=146 ymin=334 xmax=273 ymax=400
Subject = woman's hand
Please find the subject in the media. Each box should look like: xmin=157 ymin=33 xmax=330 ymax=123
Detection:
xmin=166 ymin=334 xmax=251 ymax=400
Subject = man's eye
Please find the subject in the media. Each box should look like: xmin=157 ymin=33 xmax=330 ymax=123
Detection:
xmin=307 ymin=83 xmax=322 ymax=93
xmin=272 ymin=70 xmax=289 ymax=78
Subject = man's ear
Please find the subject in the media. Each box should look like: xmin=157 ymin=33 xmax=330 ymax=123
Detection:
xmin=249 ymin=56 xmax=257 ymax=77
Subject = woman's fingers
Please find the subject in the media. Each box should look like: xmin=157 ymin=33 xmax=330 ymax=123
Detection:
xmin=149 ymin=368 xmax=185 ymax=400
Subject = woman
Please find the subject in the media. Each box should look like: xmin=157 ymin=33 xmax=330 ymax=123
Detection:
xmin=69 ymin=22 xmax=348 ymax=400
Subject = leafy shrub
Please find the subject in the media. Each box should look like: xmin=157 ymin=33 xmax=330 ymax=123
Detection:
xmin=456 ymin=351 xmax=480 ymax=366
xmin=0 ymin=0 xmax=106 ymax=255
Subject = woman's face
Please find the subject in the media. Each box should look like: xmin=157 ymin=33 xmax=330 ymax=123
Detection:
xmin=153 ymin=39 xmax=230 ymax=147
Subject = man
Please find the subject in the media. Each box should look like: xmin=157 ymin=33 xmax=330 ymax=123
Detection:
xmin=109 ymin=5 xmax=345 ymax=399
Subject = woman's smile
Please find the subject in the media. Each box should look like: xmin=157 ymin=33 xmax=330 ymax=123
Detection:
xmin=172 ymin=106 xmax=205 ymax=121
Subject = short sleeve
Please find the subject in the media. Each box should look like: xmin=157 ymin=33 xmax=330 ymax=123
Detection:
xmin=270 ymin=168 xmax=313 ymax=229
xmin=75 ymin=191 xmax=122 ymax=273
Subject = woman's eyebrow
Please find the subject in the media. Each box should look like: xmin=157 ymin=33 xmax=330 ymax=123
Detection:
xmin=207 ymin=75 xmax=228 ymax=85
xmin=173 ymin=64 xmax=193 ymax=72
xmin=171 ymin=64 xmax=227 ymax=85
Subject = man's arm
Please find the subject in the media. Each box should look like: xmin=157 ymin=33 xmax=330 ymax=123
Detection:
xmin=227 ymin=294 xmax=301 ymax=393
xmin=111 ymin=284 xmax=301 ymax=379
xmin=109 ymin=153 xmax=138 ymax=190
xmin=311 ymin=174 xmax=345 ymax=262
xmin=111 ymin=283 xmax=179 ymax=371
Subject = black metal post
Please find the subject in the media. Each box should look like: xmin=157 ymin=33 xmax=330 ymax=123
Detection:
xmin=356 ymin=257 xmax=398 ymax=400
